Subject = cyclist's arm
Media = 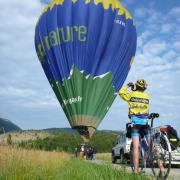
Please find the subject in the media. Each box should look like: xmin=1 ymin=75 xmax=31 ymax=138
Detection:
xmin=119 ymin=85 xmax=131 ymax=102
xmin=147 ymin=93 xmax=150 ymax=115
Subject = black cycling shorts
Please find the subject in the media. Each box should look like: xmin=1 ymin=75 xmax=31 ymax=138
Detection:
xmin=131 ymin=124 xmax=150 ymax=139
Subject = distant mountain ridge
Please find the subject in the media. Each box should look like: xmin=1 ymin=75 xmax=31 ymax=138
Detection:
xmin=0 ymin=117 xmax=120 ymax=134
xmin=0 ymin=118 xmax=21 ymax=132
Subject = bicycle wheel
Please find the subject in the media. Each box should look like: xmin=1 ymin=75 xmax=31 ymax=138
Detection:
xmin=130 ymin=142 xmax=144 ymax=173
xmin=150 ymin=133 xmax=171 ymax=179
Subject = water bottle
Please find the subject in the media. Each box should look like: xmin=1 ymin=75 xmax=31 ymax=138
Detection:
xmin=141 ymin=137 xmax=149 ymax=151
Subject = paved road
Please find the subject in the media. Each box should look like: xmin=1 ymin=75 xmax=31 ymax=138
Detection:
xmin=89 ymin=160 xmax=180 ymax=180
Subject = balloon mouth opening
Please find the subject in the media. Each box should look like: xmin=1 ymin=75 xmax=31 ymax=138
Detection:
xmin=73 ymin=126 xmax=96 ymax=143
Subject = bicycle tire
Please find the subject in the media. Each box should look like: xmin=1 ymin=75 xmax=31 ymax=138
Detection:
xmin=150 ymin=132 xmax=171 ymax=179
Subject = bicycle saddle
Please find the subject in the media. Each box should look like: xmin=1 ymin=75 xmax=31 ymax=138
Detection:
xmin=149 ymin=113 xmax=159 ymax=119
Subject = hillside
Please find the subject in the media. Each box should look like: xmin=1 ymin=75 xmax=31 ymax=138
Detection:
xmin=43 ymin=127 xmax=78 ymax=134
xmin=43 ymin=127 xmax=120 ymax=134
xmin=0 ymin=118 xmax=21 ymax=133
xmin=0 ymin=128 xmax=120 ymax=153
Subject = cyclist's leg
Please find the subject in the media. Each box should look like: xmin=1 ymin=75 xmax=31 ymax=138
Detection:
xmin=132 ymin=137 xmax=140 ymax=173
xmin=131 ymin=125 xmax=140 ymax=174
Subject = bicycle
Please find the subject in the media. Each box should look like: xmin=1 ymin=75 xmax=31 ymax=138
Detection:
xmin=129 ymin=113 xmax=172 ymax=179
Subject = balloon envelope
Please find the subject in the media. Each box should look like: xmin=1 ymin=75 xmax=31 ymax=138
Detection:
xmin=35 ymin=0 xmax=137 ymax=142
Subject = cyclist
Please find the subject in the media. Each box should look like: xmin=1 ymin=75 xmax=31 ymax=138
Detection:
xmin=119 ymin=79 xmax=150 ymax=174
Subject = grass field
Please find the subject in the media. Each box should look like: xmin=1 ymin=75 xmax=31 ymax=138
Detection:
xmin=0 ymin=146 xmax=150 ymax=180
xmin=96 ymin=153 xmax=111 ymax=161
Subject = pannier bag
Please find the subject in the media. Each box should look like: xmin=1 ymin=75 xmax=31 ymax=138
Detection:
xmin=160 ymin=125 xmax=179 ymax=151
xmin=126 ymin=123 xmax=133 ymax=138
xmin=167 ymin=125 xmax=179 ymax=150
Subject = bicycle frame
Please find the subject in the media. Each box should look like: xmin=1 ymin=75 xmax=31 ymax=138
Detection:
xmin=130 ymin=113 xmax=172 ymax=178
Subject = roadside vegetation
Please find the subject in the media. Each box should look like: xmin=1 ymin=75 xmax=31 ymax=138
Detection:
xmin=0 ymin=146 xmax=150 ymax=180
xmin=1 ymin=130 xmax=119 ymax=153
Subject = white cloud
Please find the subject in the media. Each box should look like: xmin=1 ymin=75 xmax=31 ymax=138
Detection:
xmin=168 ymin=6 xmax=180 ymax=17
xmin=0 ymin=86 xmax=36 ymax=97
xmin=173 ymin=41 xmax=180 ymax=51
xmin=161 ymin=24 xmax=173 ymax=33
xmin=162 ymin=50 xmax=177 ymax=60
xmin=40 ymin=0 xmax=51 ymax=4
xmin=135 ymin=8 xmax=147 ymax=18
xmin=143 ymin=39 xmax=168 ymax=56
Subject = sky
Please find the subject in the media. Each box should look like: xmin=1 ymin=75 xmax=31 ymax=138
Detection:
xmin=0 ymin=0 xmax=180 ymax=133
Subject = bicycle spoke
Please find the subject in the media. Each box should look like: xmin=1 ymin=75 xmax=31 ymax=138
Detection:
xmin=151 ymin=133 xmax=171 ymax=179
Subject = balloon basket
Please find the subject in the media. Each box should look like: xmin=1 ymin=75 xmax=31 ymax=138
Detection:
xmin=74 ymin=126 xmax=95 ymax=143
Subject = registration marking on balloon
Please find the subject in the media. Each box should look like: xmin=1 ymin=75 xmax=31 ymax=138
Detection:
xmin=63 ymin=96 xmax=82 ymax=106
xmin=114 ymin=19 xmax=126 ymax=27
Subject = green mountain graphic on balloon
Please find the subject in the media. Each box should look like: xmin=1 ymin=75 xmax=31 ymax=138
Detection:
xmin=51 ymin=65 xmax=116 ymax=142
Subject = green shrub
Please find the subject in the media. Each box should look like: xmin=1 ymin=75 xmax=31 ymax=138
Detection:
xmin=17 ymin=131 xmax=119 ymax=153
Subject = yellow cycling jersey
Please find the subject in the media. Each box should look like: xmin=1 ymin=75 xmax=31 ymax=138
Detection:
xmin=119 ymin=85 xmax=150 ymax=118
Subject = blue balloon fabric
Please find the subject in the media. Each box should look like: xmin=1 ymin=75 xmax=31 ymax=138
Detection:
xmin=35 ymin=0 xmax=137 ymax=92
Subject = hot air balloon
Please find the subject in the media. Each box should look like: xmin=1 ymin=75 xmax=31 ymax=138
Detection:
xmin=35 ymin=0 xmax=137 ymax=142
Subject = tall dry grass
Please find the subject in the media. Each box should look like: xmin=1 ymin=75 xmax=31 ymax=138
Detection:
xmin=0 ymin=146 xmax=70 ymax=179
xmin=0 ymin=146 xmax=150 ymax=180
